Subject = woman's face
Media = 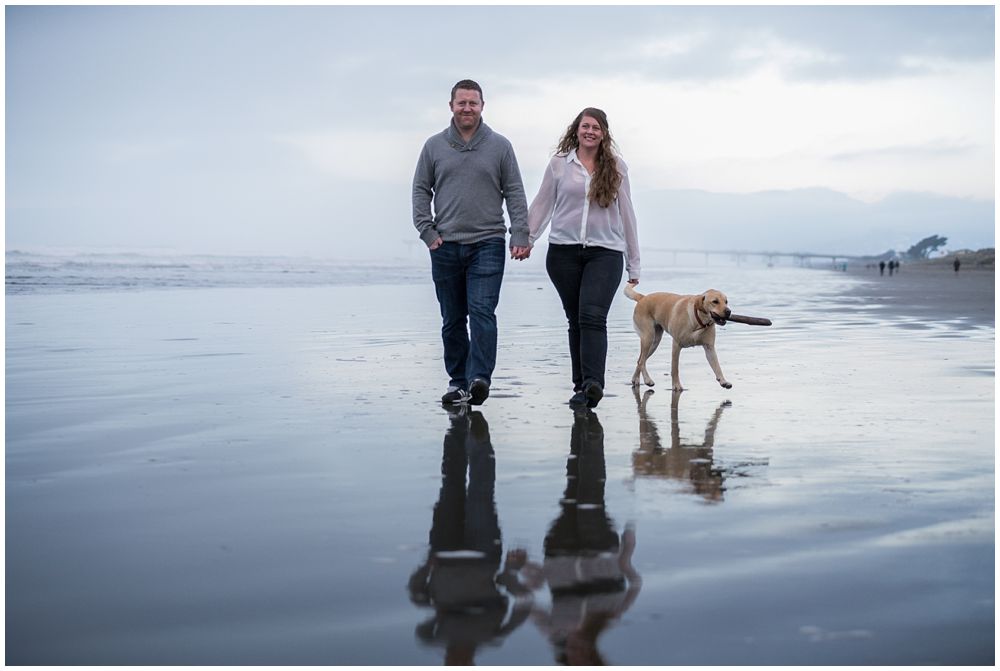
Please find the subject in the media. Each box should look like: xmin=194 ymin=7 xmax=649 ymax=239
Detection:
xmin=576 ymin=115 xmax=604 ymax=151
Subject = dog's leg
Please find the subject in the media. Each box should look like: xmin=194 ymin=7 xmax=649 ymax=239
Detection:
xmin=703 ymin=344 xmax=732 ymax=389
xmin=631 ymin=339 xmax=649 ymax=387
xmin=649 ymin=327 xmax=664 ymax=358
xmin=639 ymin=326 xmax=663 ymax=387
xmin=632 ymin=322 xmax=659 ymax=387
xmin=670 ymin=339 xmax=684 ymax=391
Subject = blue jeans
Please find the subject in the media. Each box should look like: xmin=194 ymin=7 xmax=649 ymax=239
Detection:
xmin=430 ymin=238 xmax=506 ymax=389
xmin=546 ymin=244 xmax=624 ymax=392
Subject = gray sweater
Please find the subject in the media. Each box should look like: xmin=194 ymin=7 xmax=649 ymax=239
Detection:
xmin=412 ymin=119 xmax=530 ymax=248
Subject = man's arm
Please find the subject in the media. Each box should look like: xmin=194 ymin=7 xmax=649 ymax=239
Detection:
xmin=412 ymin=142 xmax=441 ymax=248
xmin=500 ymin=143 xmax=530 ymax=250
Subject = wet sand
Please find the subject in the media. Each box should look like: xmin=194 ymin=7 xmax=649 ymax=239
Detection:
xmin=838 ymin=261 xmax=994 ymax=327
xmin=5 ymin=265 xmax=995 ymax=664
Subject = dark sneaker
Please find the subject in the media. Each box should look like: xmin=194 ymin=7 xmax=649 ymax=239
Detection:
xmin=568 ymin=390 xmax=587 ymax=406
xmin=584 ymin=382 xmax=604 ymax=408
xmin=469 ymin=378 xmax=490 ymax=406
xmin=441 ymin=386 xmax=471 ymax=404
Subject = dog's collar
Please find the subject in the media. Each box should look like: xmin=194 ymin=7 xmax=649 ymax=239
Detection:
xmin=694 ymin=309 xmax=711 ymax=330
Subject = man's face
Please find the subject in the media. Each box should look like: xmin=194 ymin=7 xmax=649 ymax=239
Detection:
xmin=450 ymin=88 xmax=483 ymax=134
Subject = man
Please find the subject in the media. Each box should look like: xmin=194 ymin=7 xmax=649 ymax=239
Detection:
xmin=413 ymin=79 xmax=530 ymax=405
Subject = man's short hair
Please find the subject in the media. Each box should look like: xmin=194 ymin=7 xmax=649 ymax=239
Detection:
xmin=451 ymin=79 xmax=483 ymax=103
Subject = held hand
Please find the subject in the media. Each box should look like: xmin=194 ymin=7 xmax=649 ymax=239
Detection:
xmin=511 ymin=246 xmax=531 ymax=260
xmin=429 ymin=237 xmax=443 ymax=251
xmin=505 ymin=548 xmax=527 ymax=570
xmin=628 ymin=278 xmax=639 ymax=285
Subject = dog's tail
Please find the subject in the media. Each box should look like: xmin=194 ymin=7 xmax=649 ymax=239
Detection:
xmin=623 ymin=283 xmax=644 ymax=302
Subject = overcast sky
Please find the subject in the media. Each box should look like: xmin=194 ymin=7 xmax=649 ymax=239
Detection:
xmin=5 ymin=5 xmax=995 ymax=259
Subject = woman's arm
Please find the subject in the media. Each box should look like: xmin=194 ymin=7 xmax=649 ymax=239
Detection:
xmin=617 ymin=163 xmax=641 ymax=281
xmin=527 ymin=159 xmax=558 ymax=245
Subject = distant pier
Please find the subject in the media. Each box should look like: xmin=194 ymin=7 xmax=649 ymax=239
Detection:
xmin=644 ymin=247 xmax=865 ymax=267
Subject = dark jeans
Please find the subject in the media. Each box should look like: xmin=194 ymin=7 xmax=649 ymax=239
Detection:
xmin=546 ymin=244 xmax=624 ymax=392
xmin=430 ymin=238 xmax=506 ymax=389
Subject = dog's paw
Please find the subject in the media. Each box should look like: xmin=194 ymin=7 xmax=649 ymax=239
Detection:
xmin=720 ymin=381 xmax=733 ymax=389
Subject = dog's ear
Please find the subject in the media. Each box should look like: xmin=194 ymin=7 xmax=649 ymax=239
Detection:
xmin=696 ymin=294 xmax=706 ymax=312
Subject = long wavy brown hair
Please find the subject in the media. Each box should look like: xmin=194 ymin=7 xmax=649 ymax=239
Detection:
xmin=555 ymin=107 xmax=622 ymax=208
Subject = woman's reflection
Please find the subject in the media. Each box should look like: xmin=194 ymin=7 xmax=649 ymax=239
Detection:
xmin=407 ymin=407 xmax=533 ymax=665
xmin=528 ymin=409 xmax=642 ymax=665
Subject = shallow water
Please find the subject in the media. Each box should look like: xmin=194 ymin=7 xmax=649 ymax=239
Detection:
xmin=5 ymin=265 xmax=994 ymax=664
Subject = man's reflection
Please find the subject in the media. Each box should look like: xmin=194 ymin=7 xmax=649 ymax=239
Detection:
xmin=528 ymin=409 xmax=642 ymax=665
xmin=632 ymin=388 xmax=730 ymax=502
xmin=407 ymin=407 xmax=533 ymax=665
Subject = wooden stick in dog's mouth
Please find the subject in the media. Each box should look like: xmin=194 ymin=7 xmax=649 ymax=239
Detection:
xmin=726 ymin=314 xmax=772 ymax=326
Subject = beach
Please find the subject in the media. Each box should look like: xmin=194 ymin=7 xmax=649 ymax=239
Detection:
xmin=840 ymin=260 xmax=994 ymax=326
xmin=5 ymin=257 xmax=995 ymax=665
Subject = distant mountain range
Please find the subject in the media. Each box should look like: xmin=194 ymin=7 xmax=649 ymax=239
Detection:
xmin=632 ymin=187 xmax=994 ymax=256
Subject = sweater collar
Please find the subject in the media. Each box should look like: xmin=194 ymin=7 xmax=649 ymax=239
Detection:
xmin=447 ymin=119 xmax=491 ymax=150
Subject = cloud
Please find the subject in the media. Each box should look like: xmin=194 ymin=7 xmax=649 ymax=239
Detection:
xmin=102 ymin=139 xmax=190 ymax=164
xmin=354 ymin=6 xmax=993 ymax=86
xmin=275 ymin=130 xmax=423 ymax=185
xmin=635 ymin=32 xmax=711 ymax=60
xmin=730 ymin=35 xmax=845 ymax=74
xmin=829 ymin=141 xmax=978 ymax=162
xmin=740 ymin=6 xmax=994 ymax=81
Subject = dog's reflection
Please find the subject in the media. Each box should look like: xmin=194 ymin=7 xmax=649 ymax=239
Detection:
xmin=526 ymin=409 xmax=642 ymax=665
xmin=407 ymin=407 xmax=533 ymax=665
xmin=632 ymin=388 xmax=730 ymax=502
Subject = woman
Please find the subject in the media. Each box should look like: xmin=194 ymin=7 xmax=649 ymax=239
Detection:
xmin=518 ymin=108 xmax=640 ymax=408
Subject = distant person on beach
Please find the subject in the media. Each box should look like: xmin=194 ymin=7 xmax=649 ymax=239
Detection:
xmin=412 ymin=79 xmax=530 ymax=406
xmin=888 ymin=260 xmax=895 ymax=276
xmin=954 ymin=258 xmax=961 ymax=273
xmin=879 ymin=260 xmax=886 ymax=276
xmin=514 ymin=108 xmax=641 ymax=408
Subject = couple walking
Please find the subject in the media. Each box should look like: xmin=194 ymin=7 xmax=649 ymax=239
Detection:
xmin=412 ymin=79 xmax=641 ymax=409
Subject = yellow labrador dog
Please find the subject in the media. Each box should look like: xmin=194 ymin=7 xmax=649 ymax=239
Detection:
xmin=624 ymin=285 xmax=732 ymax=392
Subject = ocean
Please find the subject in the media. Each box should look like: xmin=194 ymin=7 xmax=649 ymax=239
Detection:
xmin=5 ymin=249 xmax=431 ymax=294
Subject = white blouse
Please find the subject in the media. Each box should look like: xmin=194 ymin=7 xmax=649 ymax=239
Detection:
xmin=527 ymin=149 xmax=641 ymax=280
